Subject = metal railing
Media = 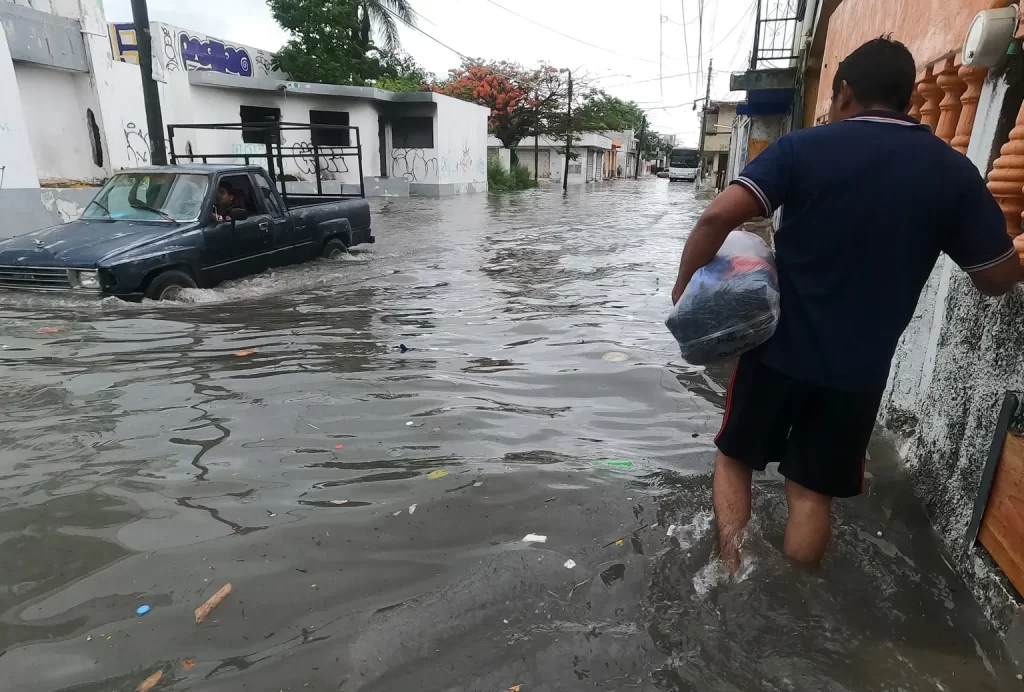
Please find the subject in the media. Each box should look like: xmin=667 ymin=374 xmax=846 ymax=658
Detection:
xmin=750 ymin=0 xmax=805 ymax=70
xmin=166 ymin=122 xmax=365 ymax=202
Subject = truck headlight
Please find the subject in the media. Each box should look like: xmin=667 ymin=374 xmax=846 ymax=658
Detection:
xmin=76 ymin=270 xmax=100 ymax=289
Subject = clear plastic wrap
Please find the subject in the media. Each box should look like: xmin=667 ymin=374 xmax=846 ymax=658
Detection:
xmin=666 ymin=231 xmax=780 ymax=365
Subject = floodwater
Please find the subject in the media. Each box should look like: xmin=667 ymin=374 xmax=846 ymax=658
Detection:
xmin=0 ymin=180 xmax=1017 ymax=691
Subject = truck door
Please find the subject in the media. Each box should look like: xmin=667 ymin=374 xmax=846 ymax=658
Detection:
xmin=201 ymin=173 xmax=273 ymax=284
xmin=253 ymin=172 xmax=302 ymax=265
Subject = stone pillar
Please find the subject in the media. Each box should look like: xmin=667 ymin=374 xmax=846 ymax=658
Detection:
xmin=936 ymin=59 xmax=967 ymax=145
xmin=909 ymin=87 xmax=926 ymax=122
xmin=918 ymin=68 xmax=942 ymax=131
xmin=986 ymin=100 xmax=1024 ymax=238
xmin=952 ymin=66 xmax=989 ymax=155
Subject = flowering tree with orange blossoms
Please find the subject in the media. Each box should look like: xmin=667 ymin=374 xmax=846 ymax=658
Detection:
xmin=434 ymin=60 xmax=570 ymax=151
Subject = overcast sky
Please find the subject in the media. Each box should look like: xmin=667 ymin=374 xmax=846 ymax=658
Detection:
xmin=104 ymin=0 xmax=757 ymax=147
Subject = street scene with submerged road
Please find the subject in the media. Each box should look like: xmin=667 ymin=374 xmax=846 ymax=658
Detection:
xmin=0 ymin=181 xmax=1018 ymax=690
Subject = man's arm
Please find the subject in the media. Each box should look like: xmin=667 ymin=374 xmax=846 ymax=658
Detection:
xmin=672 ymin=184 xmax=765 ymax=304
xmin=967 ymin=235 xmax=1024 ymax=296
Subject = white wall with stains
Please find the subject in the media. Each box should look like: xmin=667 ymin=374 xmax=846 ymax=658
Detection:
xmin=435 ymin=95 xmax=488 ymax=191
xmin=14 ymin=63 xmax=106 ymax=182
xmin=0 ymin=20 xmax=42 ymax=190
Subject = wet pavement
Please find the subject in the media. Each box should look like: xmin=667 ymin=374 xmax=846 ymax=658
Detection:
xmin=0 ymin=180 xmax=1018 ymax=691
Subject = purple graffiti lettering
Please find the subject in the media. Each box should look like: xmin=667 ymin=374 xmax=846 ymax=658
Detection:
xmin=178 ymin=32 xmax=252 ymax=77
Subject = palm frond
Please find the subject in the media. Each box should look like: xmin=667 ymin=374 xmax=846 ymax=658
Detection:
xmin=364 ymin=0 xmax=416 ymax=52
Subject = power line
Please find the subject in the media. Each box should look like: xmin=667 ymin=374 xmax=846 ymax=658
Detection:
xmin=680 ymin=0 xmax=692 ymax=89
xmin=599 ymin=70 xmax=702 ymax=90
xmin=484 ymin=0 xmax=661 ymax=66
xmin=379 ymin=5 xmax=468 ymax=59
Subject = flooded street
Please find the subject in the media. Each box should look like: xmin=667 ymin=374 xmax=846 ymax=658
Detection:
xmin=0 ymin=180 xmax=1017 ymax=691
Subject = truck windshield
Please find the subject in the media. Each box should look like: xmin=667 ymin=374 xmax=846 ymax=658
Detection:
xmin=82 ymin=173 xmax=210 ymax=222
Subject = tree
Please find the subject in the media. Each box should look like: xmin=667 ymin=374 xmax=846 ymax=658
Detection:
xmin=355 ymin=0 xmax=416 ymax=53
xmin=433 ymin=60 xmax=569 ymax=149
xmin=374 ymin=50 xmax=433 ymax=92
xmin=575 ymin=91 xmax=668 ymax=160
xmin=269 ymin=0 xmax=381 ymax=85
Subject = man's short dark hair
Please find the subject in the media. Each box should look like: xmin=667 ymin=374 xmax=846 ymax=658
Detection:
xmin=832 ymin=37 xmax=917 ymax=112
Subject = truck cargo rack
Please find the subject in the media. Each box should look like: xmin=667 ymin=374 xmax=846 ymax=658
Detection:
xmin=166 ymin=121 xmax=365 ymax=203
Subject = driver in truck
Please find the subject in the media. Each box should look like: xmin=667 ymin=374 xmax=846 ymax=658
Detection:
xmin=213 ymin=183 xmax=242 ymax=222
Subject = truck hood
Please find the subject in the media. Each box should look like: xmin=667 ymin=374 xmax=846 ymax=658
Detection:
xmin=0 ymin=220 xmax=186 ymax=267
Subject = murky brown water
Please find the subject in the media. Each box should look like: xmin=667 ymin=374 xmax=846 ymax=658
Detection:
xmin=0 ymin=181 xmax=1017 ymax=691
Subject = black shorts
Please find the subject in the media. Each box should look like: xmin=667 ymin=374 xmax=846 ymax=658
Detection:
xmin=715 ymin=354 xmax=883 ymax=498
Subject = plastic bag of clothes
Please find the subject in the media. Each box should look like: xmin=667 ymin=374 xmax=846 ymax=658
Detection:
xmin=666 ymin=231 xmax=780 ymax=365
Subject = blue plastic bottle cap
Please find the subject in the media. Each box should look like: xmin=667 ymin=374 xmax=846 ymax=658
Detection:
xmin=136 ymin=605 xmax=151 ymax=616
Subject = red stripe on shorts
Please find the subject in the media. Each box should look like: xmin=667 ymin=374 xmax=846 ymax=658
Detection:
xmin=714 ymin=363 xmax=739 ymax=444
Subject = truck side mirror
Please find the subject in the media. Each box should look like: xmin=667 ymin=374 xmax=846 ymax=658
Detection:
xmin=229 ymin=208 xmax=249 ymax=221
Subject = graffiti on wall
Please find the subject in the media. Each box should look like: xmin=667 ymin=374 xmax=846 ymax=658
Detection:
xmin=109 ymin=23 xmax=140 ymax=64
xmin=108 ymin=23 xmax=279 ymax=79
xmin=179 ymin=33 xmax=252 ymax=77
xmin=232 ymin=142 xmax=266 ymax=164
xmin=392 ymin=149 xmax=437 ymax=183
xmin=124 ymin=123 xmax=150 ymax=168
xmin=294 ymin=143 xmax=350 ymax=179
xmin=254 ymin=52 xmax=273 ymax=76
xmin=162 ymin=26 xmax=180 ymax=73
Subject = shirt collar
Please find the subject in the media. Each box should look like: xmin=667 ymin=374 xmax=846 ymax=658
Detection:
xmin=846 ymin=109 xmax=929 ymax=128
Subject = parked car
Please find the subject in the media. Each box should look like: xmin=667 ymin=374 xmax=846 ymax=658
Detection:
xmin=0 ymin=164 xmax=373 ymax=300
xmin=657 ymin=170 xmax=670 ymax=178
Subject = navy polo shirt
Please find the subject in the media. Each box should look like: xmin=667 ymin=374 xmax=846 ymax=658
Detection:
xmin=732 ymin=110 xmax=1014 ymax=392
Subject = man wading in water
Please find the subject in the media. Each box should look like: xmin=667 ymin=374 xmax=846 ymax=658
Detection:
xmin=672 ymin=37 xmax=1024 ymax=571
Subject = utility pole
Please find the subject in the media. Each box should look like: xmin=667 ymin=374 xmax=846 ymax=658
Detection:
xmin=562 ymin=70 xmax=572 ymax=194
xmin=634 ymin=115 xmax=647 ymax=180
xmin=697 ymin=59 xmax=713 ymax=184
xmin=130 ymin=0 xmax=167 ymax=165
xmin=534 ymin=104 xmax=540 ymax=183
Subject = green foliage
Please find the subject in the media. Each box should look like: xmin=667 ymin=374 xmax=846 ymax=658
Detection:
xmin=268 ymin=0 xmax=428 ymax=87
xmin=269 ymin=0 xmax=379 ymax=84
xmin=488 ymin=158 xmax=537 ymax=192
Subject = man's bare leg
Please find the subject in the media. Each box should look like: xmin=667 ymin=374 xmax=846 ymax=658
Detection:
xmin=783 ymin=479 xmax=832 ymax=565
xmin=713 ymin=451 xmax=753 ymax=573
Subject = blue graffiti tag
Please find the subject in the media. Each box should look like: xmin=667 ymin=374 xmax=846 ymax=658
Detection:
xmin=178 ymin=32 xmax=252 ymax=77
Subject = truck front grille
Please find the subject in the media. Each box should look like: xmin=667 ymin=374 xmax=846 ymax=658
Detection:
xmin=0 ymin=266 xmax=72 ymax=290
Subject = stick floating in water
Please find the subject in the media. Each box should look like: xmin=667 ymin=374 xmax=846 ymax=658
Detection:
xmin=194 ymin=583 xmax=232 ymax=624
xmin=137 ymin=669 xmax=163 ymax=691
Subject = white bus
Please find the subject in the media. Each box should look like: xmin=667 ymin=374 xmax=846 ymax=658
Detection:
xmin=668 ymin=147 xmax=700 ymax=182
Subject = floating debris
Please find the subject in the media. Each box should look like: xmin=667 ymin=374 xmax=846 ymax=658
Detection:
xmin=427 ymin=469 xmax=448 ymax=480
xmin=509 ymin=686 xmax=522 ymax=692
xmin=473 ymin=481 xmax=483 ymax=487
xmin=392 ymin=511 xmax=402 ymax=517
xmin=400 ymin=344 xmax=409 ymax=353
xmin=564 ymin=559 xmax=576 ymax=569
xmin=335 ymin=444 xmax=345 ymax=450
xmin=522 ymin=534 xmax=547 ymax=544
xmin=181 ymin=659 xmax=196 ymax=670
xmin=234 ymin=349 xmax=256 ymax=357
xmin=877 ymin=531 xmax=883 ymax=538
xmin=137 ymin=669 xmax=163 ymax=692
xmin=37 ymin=327 xmax=61 ymax=334
xmin=329 ymin=499 xmax=349 ymax=505
xmin=136 ymin=605 xmax=151 ymax=616
xmin=591 ymin=459 xmax=635 ymax=469
xmin=405 ymin=421 xmax=415 ymax=427
xmin=602 ymin=351 xmax=628 ymax=362
xmin=408 ymin=504 xmax=417 ymax=515
xmin=195 ymin=583 xmax=232 ymax=624
xmin=666 ymin=525 xmax=679 ymax=538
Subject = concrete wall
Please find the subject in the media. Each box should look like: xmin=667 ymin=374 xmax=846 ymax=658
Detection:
xmin=880 ymin=65 xmax=1024 ymax=641
xmin=14 ymin=63 xmax=106 ymax=183
xmin=434 ymin=94 xmax=488 ymax=194
xmin=814 ymin=0 xmax=994 ymax=120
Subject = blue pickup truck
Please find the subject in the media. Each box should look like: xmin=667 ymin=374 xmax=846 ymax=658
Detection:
xmin=0 ymin=164 xmax=373 ymax=301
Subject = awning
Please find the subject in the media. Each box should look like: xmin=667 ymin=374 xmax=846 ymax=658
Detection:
xmin=737 ymin=88 xmax=796 ymax=116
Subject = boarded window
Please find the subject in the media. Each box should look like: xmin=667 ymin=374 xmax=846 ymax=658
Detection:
xmin=310 ymin=110 xmax=350 ymax=147
xmin=240 ymin=105 xmax=281 ymax=144
xmin=392 ymin=117 xmax=433 ymax=148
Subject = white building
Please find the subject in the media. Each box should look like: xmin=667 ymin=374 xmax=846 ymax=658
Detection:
xmin=488 ymin=133 xmax=613 ymax=184
xmin=0 ymin=0 xmax=490 ymax=239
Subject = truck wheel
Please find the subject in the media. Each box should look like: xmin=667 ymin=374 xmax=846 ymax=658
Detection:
xmin=145 ymin=270 xmax=197 ymax=301
xmin=322 ymin=238 xmax=348 ymax=260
